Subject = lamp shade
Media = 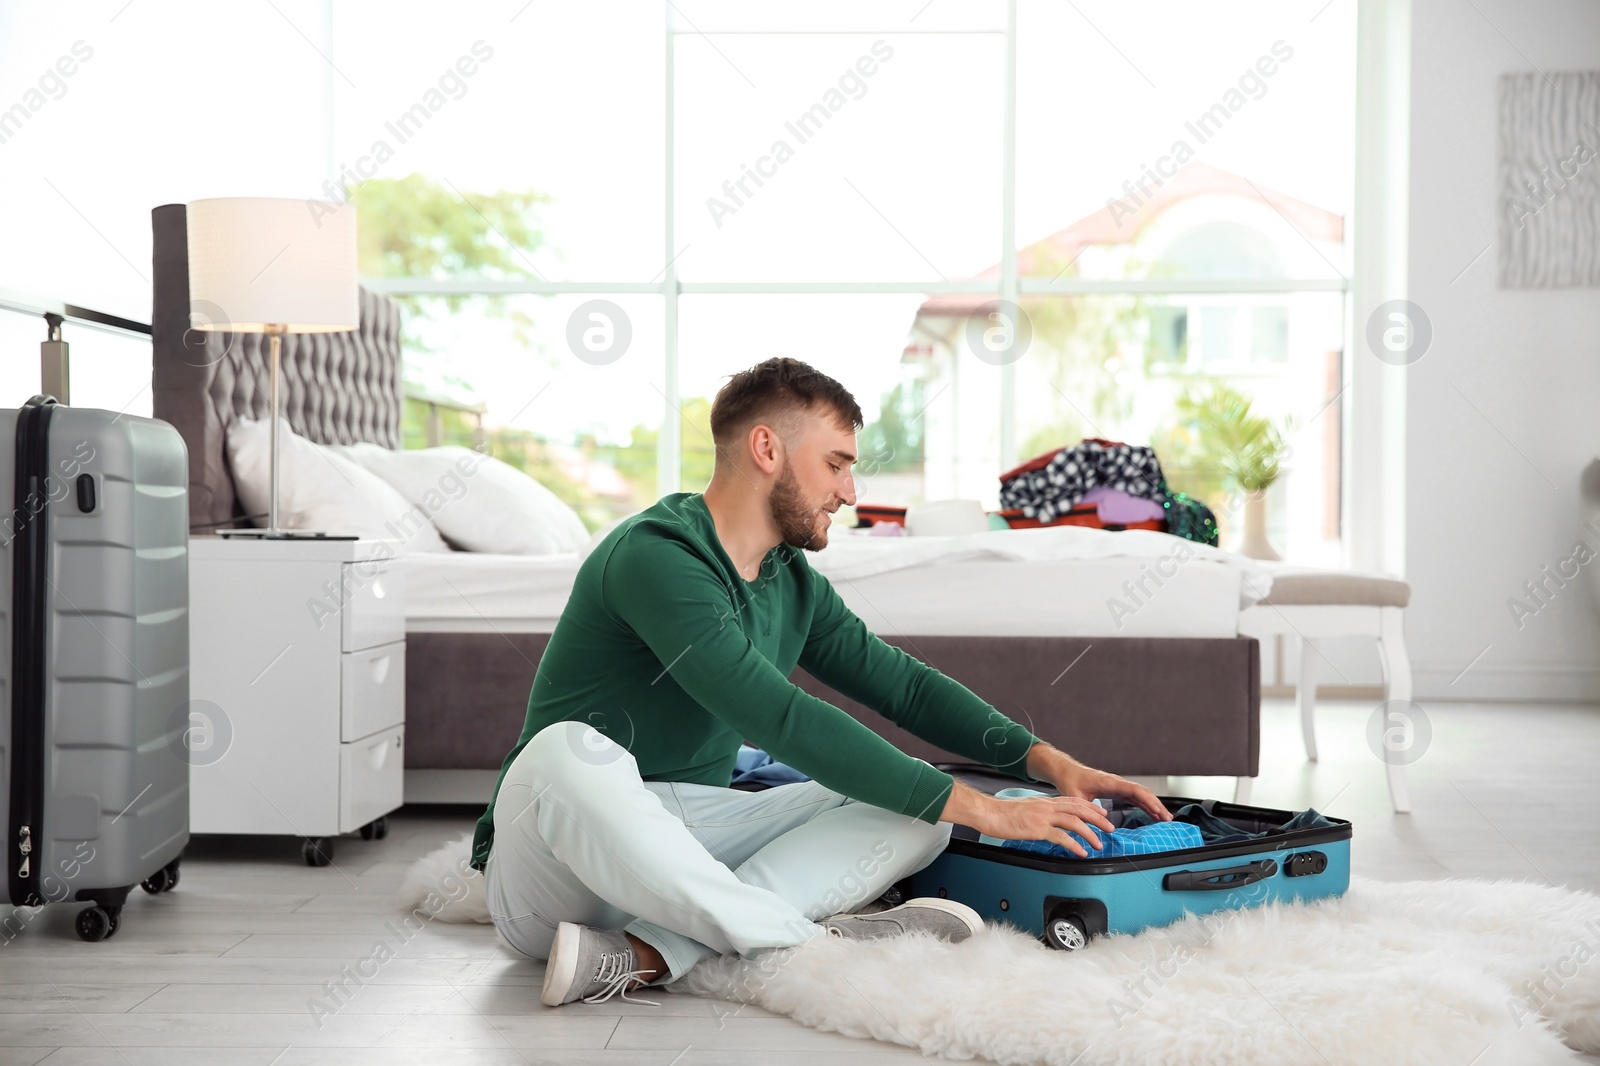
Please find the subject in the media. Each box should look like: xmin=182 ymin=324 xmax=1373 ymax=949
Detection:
xmin=186 ymin=197 xmax=358 ymax=333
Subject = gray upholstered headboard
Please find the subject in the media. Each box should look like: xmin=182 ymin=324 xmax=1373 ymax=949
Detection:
xmin=150 ymin=202 xmax=404 ymax=530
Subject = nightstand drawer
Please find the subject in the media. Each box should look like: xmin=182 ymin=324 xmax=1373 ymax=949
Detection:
xmin=341 ymin=640 xmax=405 ymax=742
xmin=341 ymin=559 xmax=405 ymax=652
xmin=340 ymin=724 xmax=404 ymax=832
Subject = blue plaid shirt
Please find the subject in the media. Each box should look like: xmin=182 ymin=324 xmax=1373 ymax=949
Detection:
xmin=985 ymin=787 xmax=1205 ymax=859
xmin=999 ymin=820 xmax=1204 ymax=859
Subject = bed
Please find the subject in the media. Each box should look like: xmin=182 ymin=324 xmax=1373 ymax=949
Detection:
xmin=149 ymin=202 xmax=1263 ymax=805
xmin=403 ymin=529 xmax=1263 ymax=640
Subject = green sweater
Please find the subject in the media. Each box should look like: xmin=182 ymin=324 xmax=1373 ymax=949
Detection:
xmin=471 ymin=492 xmax=1042 ymax=871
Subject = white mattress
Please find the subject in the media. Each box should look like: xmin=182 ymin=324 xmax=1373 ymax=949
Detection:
xmin=402 ymin=525 xmax=1256 ymax=638
xmin=403 ymin=551 xmax=581 ymax=632
xmin=833 ymin=557 xmax=1242 ymax=638
xmin=810 ymin=525 xmax=1267 ymax=638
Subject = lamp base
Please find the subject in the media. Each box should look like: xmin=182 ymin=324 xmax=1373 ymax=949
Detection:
xmin=217 ymin=528 xmax=359 ymax=541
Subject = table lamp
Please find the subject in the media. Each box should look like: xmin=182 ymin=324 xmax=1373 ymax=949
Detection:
xmin=186 ymin=196 xmax=358 ymax=538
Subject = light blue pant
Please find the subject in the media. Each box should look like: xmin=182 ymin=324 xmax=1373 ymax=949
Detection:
xmin=483 ymin=720 xmax=954 ymax=983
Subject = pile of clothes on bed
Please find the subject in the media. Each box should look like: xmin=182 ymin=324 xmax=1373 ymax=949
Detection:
xmin=997 ymin=438 xmax=1219 ymax=547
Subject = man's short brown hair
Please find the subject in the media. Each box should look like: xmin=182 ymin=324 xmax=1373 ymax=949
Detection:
xmin=709 ymin=358 xmax=864 ymax=455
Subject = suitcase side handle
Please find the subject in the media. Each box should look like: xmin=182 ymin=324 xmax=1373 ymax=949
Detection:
xmin=1162 ymin=859 xmax=1278 ymax=892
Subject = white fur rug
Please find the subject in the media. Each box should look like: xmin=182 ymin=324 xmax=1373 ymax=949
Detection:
xmin=403 ymin=834 xmax=1600 ymax=1064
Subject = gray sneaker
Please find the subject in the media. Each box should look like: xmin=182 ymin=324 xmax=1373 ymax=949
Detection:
xmin=818 ymin=897 xmax=983 ymax=944
xmin=540 ymin=922 xmax=660 ymax=1007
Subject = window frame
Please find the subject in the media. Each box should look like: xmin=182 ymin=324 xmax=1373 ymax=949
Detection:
xmin=365 ymin=1 xmax=1371 ymax=561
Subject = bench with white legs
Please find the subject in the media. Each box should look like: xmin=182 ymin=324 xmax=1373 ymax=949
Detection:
xmin=1238 ymin=567 xmax=1414 ymax=812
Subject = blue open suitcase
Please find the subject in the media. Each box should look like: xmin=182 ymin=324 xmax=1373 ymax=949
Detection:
xmin=898 ymin=764 xmax=1352 ymax=951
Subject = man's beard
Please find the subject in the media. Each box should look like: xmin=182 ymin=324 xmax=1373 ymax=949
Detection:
xmin=769 ymin=463 xmax=829 ymax=551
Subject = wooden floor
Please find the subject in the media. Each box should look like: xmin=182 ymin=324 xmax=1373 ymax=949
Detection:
xmin=3 ymin=697 xmax=1599 ymax=1065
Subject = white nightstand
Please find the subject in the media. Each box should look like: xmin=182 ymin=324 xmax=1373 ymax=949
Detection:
xmin=188 ymin=536 xmax=406 ymax=865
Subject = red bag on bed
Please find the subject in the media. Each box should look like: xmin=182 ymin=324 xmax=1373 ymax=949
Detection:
xmin=996 ymin=505 xmax=1166 ymax=533
xmin=853 ymin=504 xmax=908 ymax=528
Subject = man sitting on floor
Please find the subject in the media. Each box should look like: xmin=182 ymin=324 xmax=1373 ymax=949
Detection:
xmin=471 ymin=357 xmax=1172 ymax=1007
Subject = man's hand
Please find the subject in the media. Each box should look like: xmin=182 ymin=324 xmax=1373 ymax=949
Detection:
xmin=939 ymin=780 xmax=1118 ymax=858
xmin=1025 ymin=742 xmax=1173 ymax=823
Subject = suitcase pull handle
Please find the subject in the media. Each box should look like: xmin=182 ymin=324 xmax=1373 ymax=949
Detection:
xmin=23 ymin=394 xmax=58 ymax=409
xmin=1163 ymin=859 xmax=1277 ymax=892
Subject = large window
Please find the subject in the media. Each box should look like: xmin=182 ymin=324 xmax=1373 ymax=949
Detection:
xmin=0 ymin=0 xmax=1357 ymax=558
xmin=672 ymin=28 xmax=1003 ymax=283
xmin=396 ymin=294 xmax=666 ymax=528
xmin=677 ymin=294 xmax=932 ymax=497
xmin=1011 ymin=292 xmax=1347 ymax=565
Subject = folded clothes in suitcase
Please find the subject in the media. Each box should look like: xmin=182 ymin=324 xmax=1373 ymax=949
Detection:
xmin=0 ymin=396 xmax=190 ymax=943
xmin=899 ymin=764 xmax=1351 ymax=950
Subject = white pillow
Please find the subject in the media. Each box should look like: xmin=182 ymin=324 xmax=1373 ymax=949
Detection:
xmin=338 ymin=443 xmax=590 ymax=555
xmin=226 ymin=418 xmax=451 ymax=553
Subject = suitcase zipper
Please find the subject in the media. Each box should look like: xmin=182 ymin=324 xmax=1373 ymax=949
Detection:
xmin=8 ymin=396 xmax=55 ymax=906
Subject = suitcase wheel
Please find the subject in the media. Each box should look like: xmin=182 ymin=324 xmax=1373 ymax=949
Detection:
xmin=140 ymin=859 xmax=181 ymax=895
xmin=75 ymin=905 xmax=120 ymax=943
xmin=303 ymin=838 xmax=334 ymax=867
xmin=1044 ymin=910 xmax=1089 ymax=951
xmin=359 ymin=817 xmax=389 ymax=842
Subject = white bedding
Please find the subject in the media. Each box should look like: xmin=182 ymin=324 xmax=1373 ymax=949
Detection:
xmin=831 ymin=557 xmax=1244 ymax=638
xmin=403 ymin=551 xmax=582 ymax=632
xmin=812 ymin=525 xmax=1273 ymax=608
xmin=402 ymin=525 xmax=1266 ymax=638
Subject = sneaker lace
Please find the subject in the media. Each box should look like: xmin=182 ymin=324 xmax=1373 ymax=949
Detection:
xmin=581 ymin=949 xmax=659 ymax=1006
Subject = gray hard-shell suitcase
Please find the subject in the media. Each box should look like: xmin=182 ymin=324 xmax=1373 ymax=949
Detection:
xmin=0 ymin=395 xmax=190 ymax=941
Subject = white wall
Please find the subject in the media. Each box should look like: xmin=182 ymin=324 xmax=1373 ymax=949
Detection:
xmin=1405 ymin=0 xmax=1600 ymax=701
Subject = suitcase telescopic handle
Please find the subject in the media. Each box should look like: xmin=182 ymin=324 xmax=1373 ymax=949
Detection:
xmin=1162 ymin=859 xmax=1278 ymax=892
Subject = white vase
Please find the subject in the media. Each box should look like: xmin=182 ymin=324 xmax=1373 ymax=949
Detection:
xmin=1237 ymin=490 xmax=1281 ymax=561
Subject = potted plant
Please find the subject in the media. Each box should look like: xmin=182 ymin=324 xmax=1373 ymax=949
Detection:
xmin=1185 ymin=385 xmax=1289 ymax=560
